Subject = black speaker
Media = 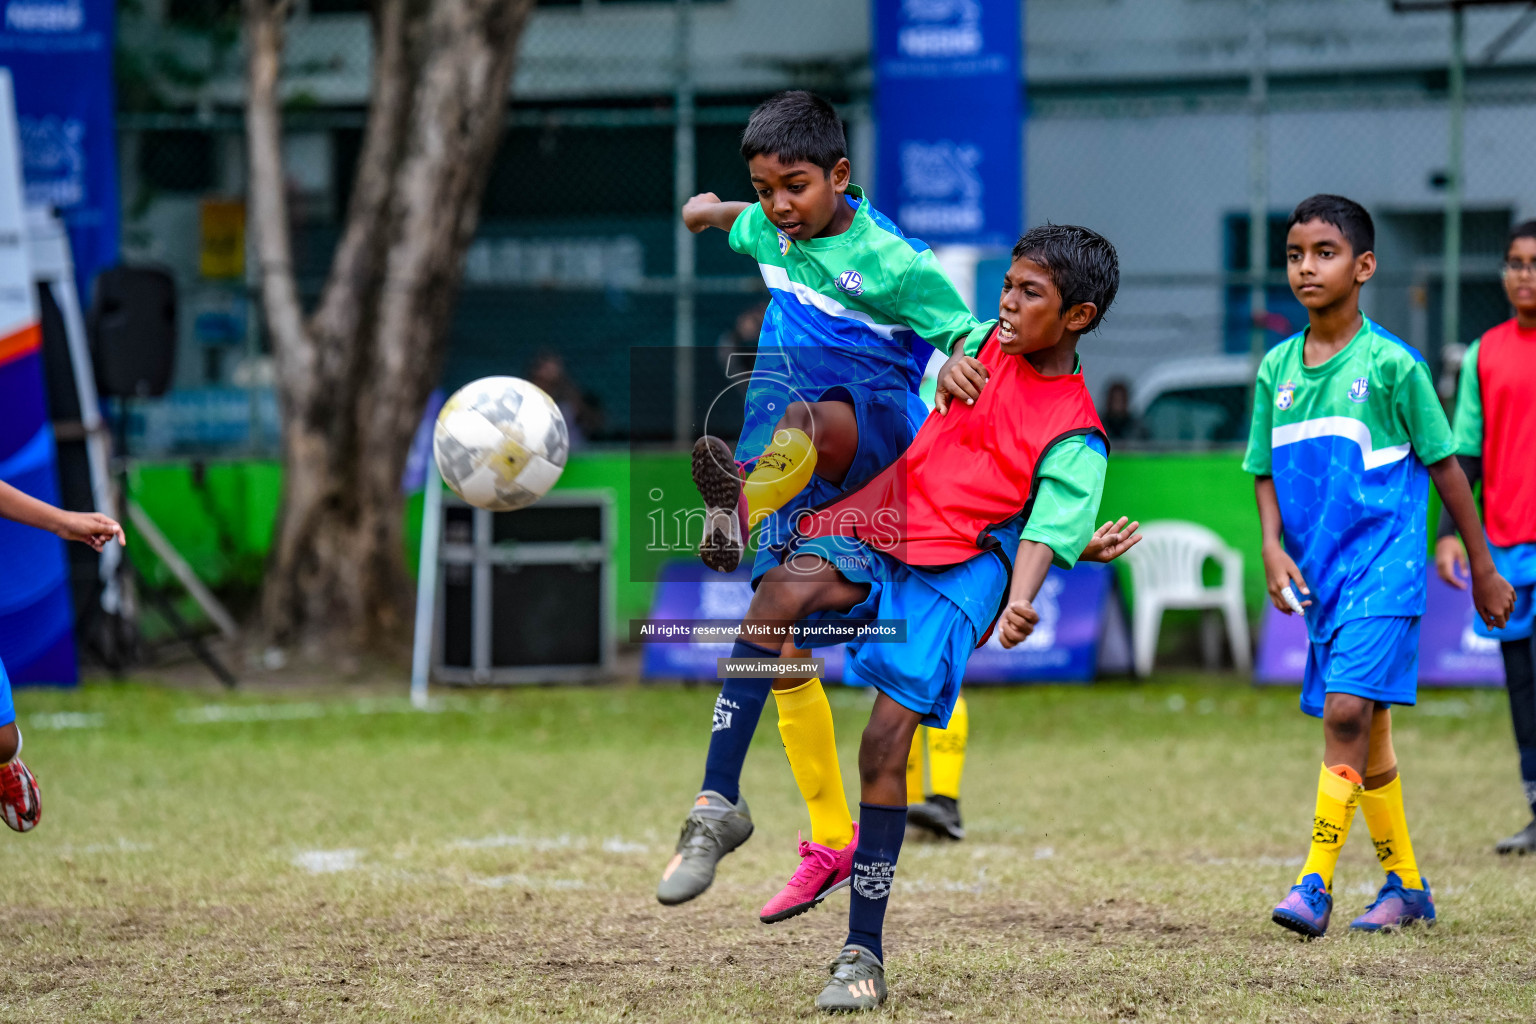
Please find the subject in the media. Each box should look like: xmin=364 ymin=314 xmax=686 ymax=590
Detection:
xmin=88 ymin=265 xmax=177 ymax=399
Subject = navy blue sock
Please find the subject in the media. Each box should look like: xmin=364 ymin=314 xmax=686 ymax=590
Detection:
xmin=699 ymin=639 xmax=778 ymax=803
xmin=845 ymin=802 xmax=906 ymax=964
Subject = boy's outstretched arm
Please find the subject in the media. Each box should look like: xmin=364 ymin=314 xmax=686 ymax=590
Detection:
xmin=998 ymin=539 xmax=1054 ymax=649
xmin=0 ymin=480 xmax=124 ymax=552
xmin=1079 ymin=517 xmax=1141 ymax=562
xmin=681 ymin=192 xmax=751 ymax=234
xmin=1427 ymin=456 xmax=1514 ymax=629
xmin=1255 ymin=476 xmax=1311 ymax=614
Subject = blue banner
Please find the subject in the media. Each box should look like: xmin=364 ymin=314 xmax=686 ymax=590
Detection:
xmin=639 ymin=560 xmax=1129 ymax=685
xmin=0 ymin=0 xmax=118 ymax=299
xmin=873 ymin=0 xmax=1022 ymax=248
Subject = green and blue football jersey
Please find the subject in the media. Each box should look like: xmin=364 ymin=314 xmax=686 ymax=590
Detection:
xmin=1243 ymin=317 xmax=1456 ymax=642
xmin=726 ymin=185 xmax=979 ymax=460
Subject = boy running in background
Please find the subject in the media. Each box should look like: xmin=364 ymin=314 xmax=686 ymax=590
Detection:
xmin=1436 ymin=219 xmax=1536 ymax=855
xmin=658 ymin=92 xmax=981 ymax=910
xmin=717 ymin=224 xmax=1122 ymax=1010
xmin=0 ymin=480 xmax=123 ymax=832
xmin=1246 ymin=195 xmax=1514 ymax=938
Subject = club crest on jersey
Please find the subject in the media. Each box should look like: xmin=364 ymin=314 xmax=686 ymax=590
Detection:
xmin=1348 ymin=377 xmax=1370 ymax=403
xmin=776 ymin=229 xmax=791 ymax=256
xmin=1276 ymin=381 xmax=1295 ymax=411
xmin=835 ymin=269 xmax=864 ymax=296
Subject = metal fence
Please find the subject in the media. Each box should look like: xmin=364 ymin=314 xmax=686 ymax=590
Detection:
xmin=115 ymin=0 xmax=1536 ymax=455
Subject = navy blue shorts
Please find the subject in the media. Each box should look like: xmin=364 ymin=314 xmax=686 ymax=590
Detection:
xmin=1302 ymin=616 xmax=1420 ymax=718
xmin=747 ymin=383 xmax=917 ymax=584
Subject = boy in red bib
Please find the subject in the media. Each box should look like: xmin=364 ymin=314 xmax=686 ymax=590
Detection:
xmin=1437 ymin=219 xmax=1536 ymax=853
xmin=717 ymin=225 xmax=1125 ymax=1012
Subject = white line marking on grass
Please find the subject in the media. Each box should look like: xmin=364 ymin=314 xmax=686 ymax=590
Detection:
xmin=293 ymin=849 xmax=362 ymax=874
xmin=601 ymin=837 xmax=651 ymax=854
xmin=1034 ymin=846 xmax=1054 ymax=860
xmin=180 ymin=703 xmax=327 ymax=724
xmin=449 ymin=834 xmax=581 ymax=851
xmin=177 ymin=695 xmax=475 ymax=726
xmin=473 ymin=873 xmax=585 ymax=890
xmin=29 ymin=712 xmax=104 ymax=730
xmin=54 ymin=838 xmax=151 ymax=855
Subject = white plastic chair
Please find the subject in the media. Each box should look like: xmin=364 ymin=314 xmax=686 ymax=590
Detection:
xmin=1121 ymin=520 xmax=1251 ymax=677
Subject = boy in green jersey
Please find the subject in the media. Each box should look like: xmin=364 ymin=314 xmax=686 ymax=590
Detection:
xmin=658 ymin=92 xmax=983 ymax=915
xmin=1245 ymin=195 xmax=1514 ymax=937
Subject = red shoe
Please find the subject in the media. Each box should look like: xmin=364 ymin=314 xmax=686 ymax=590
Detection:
xmin=760 ymin=825 xmax=857 ymax=924
xmin=0 ymin=760 xmax=39 ymax=833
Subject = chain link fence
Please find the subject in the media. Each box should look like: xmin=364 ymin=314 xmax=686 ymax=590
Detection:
xmin=114 ymin=0 xmax=1536 ymax=454
xmin=1029 ymin=0 xmax=1536 ymax=446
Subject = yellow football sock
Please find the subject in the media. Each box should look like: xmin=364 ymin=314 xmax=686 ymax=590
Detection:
xmin=745 ymin=428 xmax=817 ymax=527
xmin=1298 ymin=763 xmax=1363 ymax=890
xmin=928 ymin=694 xmax=968 ymax=799
xmin=774 ymin=678 xmax=853 ymax=849
xmin=906 ymin=729 xmax=925 ymax=805
xmin=1358 ymin=776 xmax=1423 ymax=889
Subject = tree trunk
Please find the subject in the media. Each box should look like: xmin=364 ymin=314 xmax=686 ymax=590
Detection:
xmin=244 ymin=0 xmax=535 ymax=656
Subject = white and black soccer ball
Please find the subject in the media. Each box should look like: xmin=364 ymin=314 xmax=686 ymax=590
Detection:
xmin=432 ymin=376 xmax=569 ymax=511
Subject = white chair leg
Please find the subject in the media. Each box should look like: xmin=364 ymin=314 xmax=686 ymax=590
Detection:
xmin=1224 ymin=593 xmax=1252 ymax=671
xmin=1133 ymin=600 xmax=1162 ymax=678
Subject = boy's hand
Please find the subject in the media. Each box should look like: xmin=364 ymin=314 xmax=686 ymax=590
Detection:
xmin=1471 ymin=565 xmax=1516 ymax=631
xmin=934 ymin=352 xmax=988 ymax=414
xmin=998 ymin=597 xmax=1039 ymax=649
xmin=1261 ymin=541 xmax=1311 ymax=615
xmin=55 ymin=511 xmax=125 ymax=552
xmin=1080 ymin=517 xmax=1141 ymax=563
xmin=682 ymin=192 xmax=723 ymax=233
xmin=1435 ymin=535 xmax=1469 ymax=590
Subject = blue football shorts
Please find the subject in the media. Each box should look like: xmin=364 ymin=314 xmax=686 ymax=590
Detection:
xmin=1474 ymin=542 xmax=1536 ymax=643
xmin=789 ymin=535 xmax=994 ymax=729
xmin=0 ymin=657 xmax=14 ymax=729
xmin=1302 ymin=615 xmax=1420 ymax=718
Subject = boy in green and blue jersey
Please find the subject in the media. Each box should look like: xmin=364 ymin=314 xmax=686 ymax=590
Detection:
xmin=658 ymin=92 xmax=981 ymax=916
xmin=1245 ymin=194 xmax=1514 ymax=938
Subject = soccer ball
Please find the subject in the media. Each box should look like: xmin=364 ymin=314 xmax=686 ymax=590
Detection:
xmin=432 ymin=376 xmax=570 ymax=511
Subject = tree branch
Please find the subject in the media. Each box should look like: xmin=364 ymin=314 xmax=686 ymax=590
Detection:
xmin=243 ymin=0 xmax=312 ymax=411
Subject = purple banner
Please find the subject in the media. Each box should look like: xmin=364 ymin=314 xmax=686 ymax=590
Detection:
xmin=1254 ymin=568 xmax=1505 ymax=687
xmin=639 ymin=559 xmax=1129 ymax=684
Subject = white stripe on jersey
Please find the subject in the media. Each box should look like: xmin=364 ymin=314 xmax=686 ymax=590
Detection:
xmin=757 ymin=263 xmax=912 ymax=341
xmin=1271 ymin=416 xmax=1412 ymax=470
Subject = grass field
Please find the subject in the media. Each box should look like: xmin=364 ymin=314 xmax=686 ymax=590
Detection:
xmin=0 ymin=674 xmax=1533 ymax=1022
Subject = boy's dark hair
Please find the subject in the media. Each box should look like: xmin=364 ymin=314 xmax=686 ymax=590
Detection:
xmin=1011 ymin=224 xmax=1120 ymax=333
xmin=1287 ymin=194 xmax=1374 ymax=256
xmin=740 ymin=91 xmax=847 ymax=173
xmin=1508 ymin=219 xmax=1536 ymax=253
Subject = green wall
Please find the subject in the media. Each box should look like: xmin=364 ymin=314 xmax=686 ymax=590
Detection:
xmin=127 ymin=449 xmax=1446 ymax=632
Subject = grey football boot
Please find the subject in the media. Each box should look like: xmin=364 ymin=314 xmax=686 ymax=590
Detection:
xmin=1495 ymin=819 xmax=1536 ymax=855
xmin=656 ymin=790 xmax=754 ymax=905
xmin=907 ymin=794 xmax=965 ymax=841
xmin=815 ymin=945 xmax=887 ymax=1013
